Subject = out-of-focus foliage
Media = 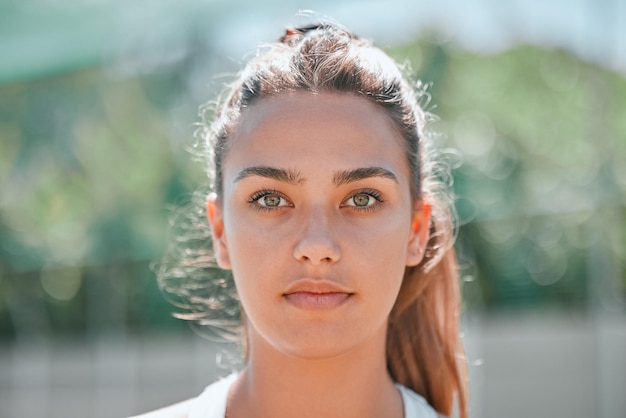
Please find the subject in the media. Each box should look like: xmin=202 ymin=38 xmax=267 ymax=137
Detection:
xmin=390 ymin=39 xmax=626 ymax=311
xmin=0 ymin=68 xmax=204 ymax=338
xmin=1 ymin=34 xmax=624 ymax=340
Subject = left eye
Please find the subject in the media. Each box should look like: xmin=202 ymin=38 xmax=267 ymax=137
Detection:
xmin=344 ymin=193 xmax=378 ymax=207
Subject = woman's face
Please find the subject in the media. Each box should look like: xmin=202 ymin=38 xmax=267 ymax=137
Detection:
xmin=207 ymin=92 xmax=430 ymax=360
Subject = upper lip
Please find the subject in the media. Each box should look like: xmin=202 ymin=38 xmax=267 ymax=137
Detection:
xmin=283 ymin=279 xmax=353 ymax=295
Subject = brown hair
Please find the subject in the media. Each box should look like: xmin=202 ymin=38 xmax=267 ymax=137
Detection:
xmin=159 ymin=22 xmax=467 ymax=417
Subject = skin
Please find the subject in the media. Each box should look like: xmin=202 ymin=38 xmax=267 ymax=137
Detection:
xmin=131 ymin=91 xmax=431 ymax=418
xmin=206 ymin=91 xmax=431 ymax=418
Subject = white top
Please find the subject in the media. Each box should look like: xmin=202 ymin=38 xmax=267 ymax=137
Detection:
xmin=188 ymin=374 xmax=440 ymax=418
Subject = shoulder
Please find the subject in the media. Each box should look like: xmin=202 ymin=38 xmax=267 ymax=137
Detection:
xmin=396 ymin=384 xmax=445 ymax=418
xmin=131 ymin=373 xmax=237 ymax=418
xmin=128 ymin=398 xmax=196 ymax=418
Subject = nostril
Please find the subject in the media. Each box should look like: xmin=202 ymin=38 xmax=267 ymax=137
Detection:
xmin=292 ymin=222 xmax=341 ymax=264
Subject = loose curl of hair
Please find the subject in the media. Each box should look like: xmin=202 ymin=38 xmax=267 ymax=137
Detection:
xmin=156 ymin=22 xmax=467 ymax=418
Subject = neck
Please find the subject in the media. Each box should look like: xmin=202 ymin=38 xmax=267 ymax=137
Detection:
xmin=226 ymin=324 xmax=403 ymax=418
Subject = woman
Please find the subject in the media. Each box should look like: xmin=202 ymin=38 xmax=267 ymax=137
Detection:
xmin=139 ymin=22 xmax=467 ymax=418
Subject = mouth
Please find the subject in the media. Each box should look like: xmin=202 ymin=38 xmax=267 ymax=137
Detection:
xmin=283 ymin=279 xmax=353 ymax=310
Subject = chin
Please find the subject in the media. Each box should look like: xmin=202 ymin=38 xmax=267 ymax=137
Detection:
xmin=269 ymin=327 xmax=376 ymax=362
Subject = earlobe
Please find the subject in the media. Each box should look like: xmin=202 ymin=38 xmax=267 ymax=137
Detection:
xmin=406 ymin=201 xmax=431 ymax=267
xmin=206 ymin=193 xmax=232 ymax=270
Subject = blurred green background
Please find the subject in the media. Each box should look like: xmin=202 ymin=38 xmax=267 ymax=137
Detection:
xmin=0 ymin=0 xmax=625 ymax=417
xmin=1 ymin=0 xmax=624 ymax=340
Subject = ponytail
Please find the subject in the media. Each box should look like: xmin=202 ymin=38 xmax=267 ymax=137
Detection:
xmin=387 ymin=225 xmax=468 ymax=417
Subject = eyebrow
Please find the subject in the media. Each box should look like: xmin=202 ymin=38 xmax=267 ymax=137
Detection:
xmin=333 ymin=167 xmax=398 ymax=186
xmin=234 ymin=165 xmax=398 ymax=186
xmin=234 ymin=166 xmax=305 ymax=185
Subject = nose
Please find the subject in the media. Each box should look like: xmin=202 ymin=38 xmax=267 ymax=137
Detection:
xmin=293 ymin=207 xmax=341 ymax=265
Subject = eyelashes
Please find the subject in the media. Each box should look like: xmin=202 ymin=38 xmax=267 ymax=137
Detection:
xmin=248 ymin=188 xmax=385 ymax=212
xmin=248 ymin=189 xmax=292 ymax=211
xmin=342 ymin=189 xmax=384 ymax=211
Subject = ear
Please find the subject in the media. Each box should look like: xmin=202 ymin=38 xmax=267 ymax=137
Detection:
xmin=206 ymin=193 xmax=232 ymax=270
xmin=406 ymin=201 xmax=431 ymax=267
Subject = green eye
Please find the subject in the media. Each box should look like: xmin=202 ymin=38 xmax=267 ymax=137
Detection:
xmin=352 ymin=194 xmax=372 ymax=207
xmin=249 ymin=190 xmax=291 ymax=210
xmin=343 ymin=190 xmax=383 ymax=209
xmin=262 ymin=195 xmax=283 ymax=207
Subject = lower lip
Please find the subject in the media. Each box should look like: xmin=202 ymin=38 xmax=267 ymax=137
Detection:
xmin=284 ymin=292 xmax=351 ymax=310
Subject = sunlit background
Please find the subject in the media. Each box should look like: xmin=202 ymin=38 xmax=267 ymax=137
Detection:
xmin=1 ymin=0 xmax=625 ymax=417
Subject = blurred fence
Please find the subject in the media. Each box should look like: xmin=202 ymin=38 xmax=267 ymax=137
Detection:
xmin=1 ymin=314 xmax=625 ymax=418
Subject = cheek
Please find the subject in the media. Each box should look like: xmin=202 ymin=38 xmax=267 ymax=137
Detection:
xmin=348 ymin=214 xmax=411 ymax=254
xmin=222 ymin=212 xmax=290 ymax=283
xmin=343 ymin=217 xmax=411 ymax=282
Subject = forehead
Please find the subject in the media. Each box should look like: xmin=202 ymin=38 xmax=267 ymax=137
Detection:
xmin=236 ymin=91 xmax=400 ymax=141
xmin=224 ymin=91 xmax=410 ymax=180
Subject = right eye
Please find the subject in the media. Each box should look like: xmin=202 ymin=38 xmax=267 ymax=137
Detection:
xmin=249 ymin=190 xmax=292 ymax=210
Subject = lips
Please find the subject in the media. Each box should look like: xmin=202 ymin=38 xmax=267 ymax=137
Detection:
xmin=283 ymin=279 xmax=353 ymax=310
